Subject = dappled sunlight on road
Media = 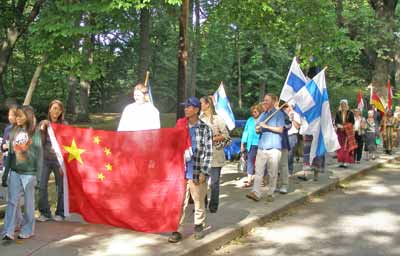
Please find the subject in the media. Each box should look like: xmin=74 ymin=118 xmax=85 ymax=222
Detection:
xmin=213 ymin=163 xmax=400 ymax=256
xmin=253 ymin=225 xmax=325 ymax=244
xmin=337 ymin=211 xmax=400 ymax=235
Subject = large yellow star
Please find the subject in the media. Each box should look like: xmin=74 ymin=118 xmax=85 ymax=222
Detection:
xmin=63 ymin=139 xmax=85 ymax=165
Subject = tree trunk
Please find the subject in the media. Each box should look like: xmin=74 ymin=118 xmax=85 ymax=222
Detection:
xmin=395 ymin=53 xmax=400 ymax=89
xmin=369 ymin=0 xmax=398 ymax=98
xmin=23 ymin=54 xmax=48 ymax=105
xmin=67 ymin=74 xmax=78 ymax=116
xmin=177 ymin=0 xmax=189 ymax=119
xmin=137 ymin=7 xmax=152 ymax=83
xmin=335 ymin=0 xmax=345 ymax=27
xmin=259 ymin=83 xmax=266 ymax=102
xmin=78 ymin=16 xmax=95 ymax=122
xmin=189 ymin=0 xmax=200 ymax=97
xmin=0 ymin=0 xmax=46 ymax=99
xmin=236 ymin=29 xmax=242 ymax=109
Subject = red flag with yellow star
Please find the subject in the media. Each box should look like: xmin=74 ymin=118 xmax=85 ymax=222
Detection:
xmin=49 ymin=123 xmax=188 ymax=233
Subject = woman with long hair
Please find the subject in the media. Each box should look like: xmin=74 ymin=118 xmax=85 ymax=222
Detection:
xmin=2 ymin=105 xmax=42 ymax=240
xmin=200 ymin=96 xmax=230 ymax=213
xmin=37 ymin=100 xmax=67 ymax=222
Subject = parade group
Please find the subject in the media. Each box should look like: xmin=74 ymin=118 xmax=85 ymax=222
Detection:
xmin=0 ymin=82 xmax=398 ymax=244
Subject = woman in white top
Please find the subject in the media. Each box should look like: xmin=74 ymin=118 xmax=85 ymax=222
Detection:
xmin=118 ymin=83 xmax=160 ymax=131
xmin=200 ymin=96 xmax=230 ymax=213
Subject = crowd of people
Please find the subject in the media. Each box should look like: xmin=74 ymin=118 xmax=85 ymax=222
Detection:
xmin=0 ymin=83 xmax=398 ymax=243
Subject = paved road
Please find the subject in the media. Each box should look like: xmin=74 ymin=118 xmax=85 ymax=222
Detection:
xmin=212 ymin=160 xmax=400 ymax=256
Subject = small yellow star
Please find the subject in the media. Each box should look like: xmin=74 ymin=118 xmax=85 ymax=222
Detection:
xmin=104 ymin=147 xmax=111 ymax=156
xmin=93 ymin=136 xmax=101 ymax=145
xmin=63 ymin=139 xmax=85 ymax=165
xmin=105 ymin=163 xmax=112 ymax=172
xmin=98 ymin=172 xmax=105 ymax=181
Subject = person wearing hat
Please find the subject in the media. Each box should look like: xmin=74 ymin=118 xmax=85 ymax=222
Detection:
xmin=117 ymin=83 xmax=160 ymax=131
xmin=168 ymin=96 xmax=213 ymax=243
xmin=335 ymin=99 xmax=355 ymax=167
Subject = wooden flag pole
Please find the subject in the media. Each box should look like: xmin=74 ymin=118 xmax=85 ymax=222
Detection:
xmin=144 ymin=71 xmax=150 ymax=87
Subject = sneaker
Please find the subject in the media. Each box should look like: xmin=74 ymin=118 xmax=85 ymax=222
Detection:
xmin=2 ymin=235 xmax=13 ymax=241
xmin=53 ymin=215 xmax=64 ymax=222
xmin=279 ymin=185 xmax=288 ymax=194
xmin=37 ymin=214 xmax=51 ymax=222
xmin=194 ymin=224 xmax=205 ymax=240
xmin=266 ymin=195 xmax=274 ymax=202
xmin=17 ymin=234 xmax=32 ymax=239
xmin=168 ymin=232 xmax=182 ymax=243
xmin=246 ymin=192 xmax=260 ymax=202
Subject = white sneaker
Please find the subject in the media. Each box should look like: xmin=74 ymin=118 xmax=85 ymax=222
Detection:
xmin=37 ymin=215 xmax=50 ymax=222
xmin=53 ymin=215 xmax=64 ymax=222
xmin=279 ymin=185 xmax=288 ymax=194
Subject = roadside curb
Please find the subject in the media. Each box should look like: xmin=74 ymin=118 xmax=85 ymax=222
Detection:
xmin=175 ymin=154 xmax=400 ymax=256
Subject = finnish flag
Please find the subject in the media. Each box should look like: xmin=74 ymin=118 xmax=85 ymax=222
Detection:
xmin=280 ymin=57 xmax=308 ymax=102
xmin=292 ymin=70 xmax=340 ymax=165
xmin=214 ymin=83 xmax=235 ymax=131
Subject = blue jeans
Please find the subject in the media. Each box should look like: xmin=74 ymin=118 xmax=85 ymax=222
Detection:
xmin=3 ymin=171 xmax=36 ymax=239
xmin=246 ymin=146 xmax=258 ymax=175
xmin=288 ymin=134 xmax=298 ymax=175
xmin=38 ymin=160 xmax=64 ymax=218
xmin=206 ymin=167 xmax=222 ymax=212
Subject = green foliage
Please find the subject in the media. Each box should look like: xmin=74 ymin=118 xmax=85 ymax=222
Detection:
xmin=0 ymin=0 xmax=398 ymax=120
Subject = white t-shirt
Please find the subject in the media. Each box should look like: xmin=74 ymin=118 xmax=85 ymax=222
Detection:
xmin=288 ymin=111 xmax=301 ymax=135
xmin=117 ymin=102 xmax=160 ymax=131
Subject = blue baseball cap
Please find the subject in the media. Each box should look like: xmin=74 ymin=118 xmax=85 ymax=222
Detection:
xmin=181 ymin=96 xmax=201 ymax=108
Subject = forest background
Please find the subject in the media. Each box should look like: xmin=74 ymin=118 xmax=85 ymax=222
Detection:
xmin=0 ymin=0 xmax=399 ymax=129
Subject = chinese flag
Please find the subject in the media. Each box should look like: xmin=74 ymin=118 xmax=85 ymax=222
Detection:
xmin=50 ymin=123 xmax=187 ymax=233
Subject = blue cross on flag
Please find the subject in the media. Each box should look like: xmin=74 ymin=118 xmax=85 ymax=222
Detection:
xmin=292 ymin=69 xmax=340 ymax=165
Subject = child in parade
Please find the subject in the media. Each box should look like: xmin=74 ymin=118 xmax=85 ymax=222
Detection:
xmin=2 ymin=105 xmax=42 ymax=240
xmin=365 ymin=110 xmax=379 ymax=160
xmin=1 ymin=105 xmax=23 ymax=229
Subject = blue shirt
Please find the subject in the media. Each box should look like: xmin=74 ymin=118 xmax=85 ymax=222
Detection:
xmin=185 ymin=123 xmax=199 ymax=180
xmin=257 ymin=108 xmax=285 ymax=150
xmin=241 ymin=117 xmax=260 ymax=152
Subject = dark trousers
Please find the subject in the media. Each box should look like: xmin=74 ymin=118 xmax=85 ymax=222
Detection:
xmin=205 ymin=167 xmax=222 ymax=212
xmin=354 ymin=132 xmax=364 ymax=162
xmin=38 ymin=160 xmax=64 ymax=217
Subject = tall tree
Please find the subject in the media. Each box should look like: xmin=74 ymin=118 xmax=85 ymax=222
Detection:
xmin=0 ymin=0 xmax=46 ymax=99
xmin=177 ymin=0 xmax=189 ymax=118
xmin=189 ymin=0 xmax=200 ymax=96
xmin=369 ymin=0 xmax=398 ymax=96
xmin=23 ymin=53 xmax=48 ymax=105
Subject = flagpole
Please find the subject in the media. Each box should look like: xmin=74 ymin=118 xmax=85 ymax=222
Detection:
xmin=144 ymin=71 xmax=150 ymax=87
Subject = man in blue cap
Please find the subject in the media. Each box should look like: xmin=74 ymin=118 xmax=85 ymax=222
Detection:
xmin=168 ymin=96 xmax=213 ymax=243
